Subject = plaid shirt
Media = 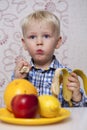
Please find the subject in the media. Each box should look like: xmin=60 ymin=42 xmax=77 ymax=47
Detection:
xmin=11 ymin=56 xmax=87 ymax=107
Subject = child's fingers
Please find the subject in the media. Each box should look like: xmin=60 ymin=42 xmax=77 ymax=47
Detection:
xmin=14 ymin=58 xmax=31 ymax=78
xmin=20 ymin=66 xmax=29 ymax=73
xmin=68 ymin=72 xmax=78 ymax=82
xmin=15 ymin=62 xmax=24 ymax=72
xmin=67 ymin=82 xmax=77 ymax=89
xmin=67 ymin=72 xmax=80 ymax=92
xmin=71 ymin=72 xmax=78 ymax=79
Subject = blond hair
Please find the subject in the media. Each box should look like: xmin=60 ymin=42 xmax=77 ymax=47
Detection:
xmin=21 ymin=10 xmax=60 ymax=37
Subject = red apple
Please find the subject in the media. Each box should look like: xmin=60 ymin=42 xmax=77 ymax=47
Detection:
xmin=11 ymin=94 xmax=38 ymax=118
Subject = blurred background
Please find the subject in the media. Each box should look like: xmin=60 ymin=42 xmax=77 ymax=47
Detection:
xmin=0 ymin=0 xmax=87 ymax=107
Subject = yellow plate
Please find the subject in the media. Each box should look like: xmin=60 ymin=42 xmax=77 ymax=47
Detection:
xmin=0 ymin=108 xmax=71 ymax=125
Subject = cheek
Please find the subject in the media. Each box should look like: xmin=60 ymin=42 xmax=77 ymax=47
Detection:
xmin=25 ymin=41 xmax=33 ymax=50
xmin=26 ymin=45 xmax=35 ymax=56
xmin=47 ymin=42 xmax=56 ymax=50
xmin=27 ymin=46 xmax=33 ymax=52
xmin=45 ymin=46 xmax=55 ymax=55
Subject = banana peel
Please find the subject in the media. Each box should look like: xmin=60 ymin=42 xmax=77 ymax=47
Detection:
xmin=51 ymin=68 xmax=87 ymax=107
xmin=73 ymin=69 xmax=87 ymax=95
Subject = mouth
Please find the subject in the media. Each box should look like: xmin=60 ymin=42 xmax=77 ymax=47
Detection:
xmin=36 ymin=49 xmax=44 ymax=54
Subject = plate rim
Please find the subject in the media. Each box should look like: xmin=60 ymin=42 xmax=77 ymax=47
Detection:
xmin=0 ymin=108 xmax=71 ymax=125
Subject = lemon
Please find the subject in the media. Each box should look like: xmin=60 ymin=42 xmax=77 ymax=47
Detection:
xmin=4 ymin=79 xmax=38 ymax=112
xmin=38 ymin=95 xmax=61 ymax=118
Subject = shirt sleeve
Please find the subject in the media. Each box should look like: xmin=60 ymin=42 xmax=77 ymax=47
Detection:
xmin=71 ymin=88 xmax=87 ymax=107
xmin=11 ymin=72 xmax=15 ymax=80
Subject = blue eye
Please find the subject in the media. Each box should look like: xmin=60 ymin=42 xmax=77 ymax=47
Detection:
xmin=44 ymin=34 xmax=50 ymax=38
xmin=29 ymin=35 xmax=36 ymax=39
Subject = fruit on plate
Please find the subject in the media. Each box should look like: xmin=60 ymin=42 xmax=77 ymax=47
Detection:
xmin=38 ymin=95 xmax=61 ymax=118
xmin=11 ymin=94 xmax=39 ymax=118
xmin=4 ymin=79 xmax=38 ymax=112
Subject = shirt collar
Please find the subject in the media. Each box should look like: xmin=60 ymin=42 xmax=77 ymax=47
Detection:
xmin=49 ymin=55 xmax=59 ymax=69
xmin=30 ymin=55 xmax=58 ymax=70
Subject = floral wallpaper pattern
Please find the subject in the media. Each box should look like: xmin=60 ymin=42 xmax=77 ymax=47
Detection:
xmin=0 ymin=0 xmax=87 ymax=107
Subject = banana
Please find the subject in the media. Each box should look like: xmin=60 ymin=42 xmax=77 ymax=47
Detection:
xmin=51 ymin=68 xmax=87 ymax=107
xmin=51 ymin=68 xmax=62 ymax=96
xmin=38 ymin=95 xmax=61 ymax=118
xmin=51 ymin=68 xmax=72 ymax=106
xmin=20 ymin=66 xmax=29 ymax=73
xmin=73 ymin=69 xmax=87 ymax=95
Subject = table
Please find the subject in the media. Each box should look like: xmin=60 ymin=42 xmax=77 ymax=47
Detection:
xmin=0 ymin=108 xmax=87 ymax=130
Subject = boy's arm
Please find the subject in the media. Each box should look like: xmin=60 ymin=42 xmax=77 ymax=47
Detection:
xmin=59 ymin=86 xmax=87 ymax=107
xmin=71 ymin=88 xmax=87 ymax=107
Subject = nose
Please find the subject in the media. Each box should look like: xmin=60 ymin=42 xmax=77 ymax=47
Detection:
xmin=36 ymin=37 xmax=43 ymax=45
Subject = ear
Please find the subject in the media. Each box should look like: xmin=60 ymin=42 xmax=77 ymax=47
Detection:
xmin=21 ymin=38 xmax=28 ymax=50
xmin=55 ymin=36 xmax=62 ymax=49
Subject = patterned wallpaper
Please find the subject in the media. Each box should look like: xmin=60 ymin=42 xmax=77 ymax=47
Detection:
xmin=0 ymin=0 xmax=87 ymax=107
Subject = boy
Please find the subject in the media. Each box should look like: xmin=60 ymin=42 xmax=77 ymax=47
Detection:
xmin=12 ymin=10 xmax=86 ymax=107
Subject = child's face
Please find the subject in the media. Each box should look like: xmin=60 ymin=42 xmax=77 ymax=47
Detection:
xmin=22 ymin=21 xmax=61 ymax=66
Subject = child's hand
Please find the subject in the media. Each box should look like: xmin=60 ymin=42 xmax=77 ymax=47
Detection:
xmin=14 ymin=58 xmax=31 ymax=79
xmin=67 ymin=72 xmax=82 ymax=102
